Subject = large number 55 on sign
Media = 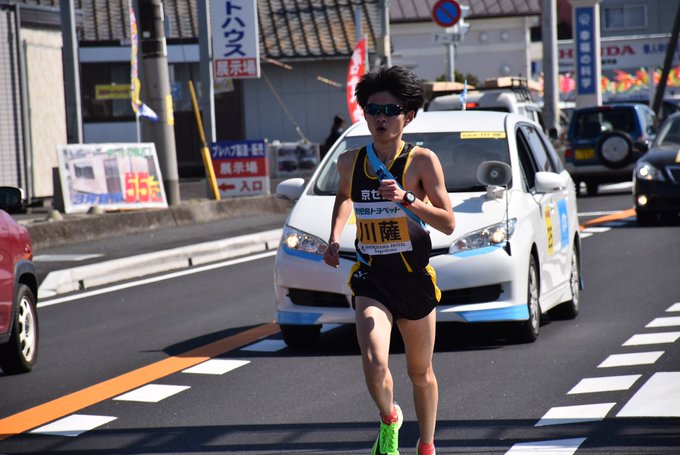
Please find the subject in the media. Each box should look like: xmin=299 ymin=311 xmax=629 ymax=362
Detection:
xmin=211 ymin=0 xmax=261 ymax=79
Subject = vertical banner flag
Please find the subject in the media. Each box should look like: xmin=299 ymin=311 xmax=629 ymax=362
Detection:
xmin=347 ymin=37 xmax=367 ymax=124
xmin=128 ymin=0 xmax=158 ymax=121
xmin=211 ymin=0 xmax=261 ymax=79
xmin=575 ymin=6 xmax=596 ymax=95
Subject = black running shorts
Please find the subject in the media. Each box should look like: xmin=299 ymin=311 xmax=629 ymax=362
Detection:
xmin=349 ymin=262 xmax=440 ymax=320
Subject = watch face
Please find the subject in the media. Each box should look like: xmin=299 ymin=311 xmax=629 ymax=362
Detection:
xmin=405 ymin=192 xmax=416 ymax=203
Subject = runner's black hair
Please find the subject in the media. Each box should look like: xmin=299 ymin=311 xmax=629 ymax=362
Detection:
xmin=355 ymin=66 xmax=424 ymax=116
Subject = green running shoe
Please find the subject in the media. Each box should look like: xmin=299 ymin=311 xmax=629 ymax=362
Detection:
xmin=372 ymin=403 xmax=403 ymax=455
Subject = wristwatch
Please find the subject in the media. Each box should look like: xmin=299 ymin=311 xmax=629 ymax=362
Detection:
xmin=402 ymin=191 xmax=416 ymax=207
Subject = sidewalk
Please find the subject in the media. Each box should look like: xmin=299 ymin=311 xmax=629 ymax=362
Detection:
xmin=21 ymin=179 xmax=293 ymax=300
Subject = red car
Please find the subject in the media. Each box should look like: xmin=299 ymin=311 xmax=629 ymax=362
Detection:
xmin=0 ymin=187 xmax=39 ymax=374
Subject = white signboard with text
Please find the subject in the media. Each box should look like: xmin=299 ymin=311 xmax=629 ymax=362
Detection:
xmin=57 ymin=143 xmax=168 ymax=214
xmin=210 ymin=0 xmax=260 ymax=79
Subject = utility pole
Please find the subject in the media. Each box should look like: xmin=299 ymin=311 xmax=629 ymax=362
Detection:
xmin=542 ymin=0 xmax=560 ymax=137
xmin=652 ymin=2 xmax=680 ymax=118
xmin=138 ymin=0 xmax=180 ymax=206
xmin=197 ymin=0 xmax=216 ymax=145
xmin=60 ymin=0 xmax=83 ymax=144
xmin=378 ymin=0 xmax=391 ymax=67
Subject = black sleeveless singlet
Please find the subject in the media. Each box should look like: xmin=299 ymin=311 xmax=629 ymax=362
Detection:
xmin=350 ymin=143 xmax=432 ymax=273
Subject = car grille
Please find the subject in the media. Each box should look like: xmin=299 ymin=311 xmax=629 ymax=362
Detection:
xmin=288 ymin=288 xmax=350 ymax=308
xmin=667 ymin=166 xmax=680 ymax=184
xmin=438 ymin=284 xmax=502 ymax=306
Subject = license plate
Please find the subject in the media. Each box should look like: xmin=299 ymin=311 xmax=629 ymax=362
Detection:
xmin=575 ymin=148 xmax=595 ymax=160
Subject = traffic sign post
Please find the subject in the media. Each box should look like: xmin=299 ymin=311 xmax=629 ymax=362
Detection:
xmin=432 ymin=1 xmax=470 ymax=82
xmin=432 ymin=0 xmax=462 ymax=28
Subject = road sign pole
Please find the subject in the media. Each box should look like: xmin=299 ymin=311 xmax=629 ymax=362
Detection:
xmin=446 ymin=42 xmax=455 ymax=82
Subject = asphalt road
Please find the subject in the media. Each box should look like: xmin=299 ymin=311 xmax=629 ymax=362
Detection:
xmin=1 ymin=188 xmax=679 ymax=454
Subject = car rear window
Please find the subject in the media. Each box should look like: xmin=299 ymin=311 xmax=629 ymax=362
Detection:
xmin=573 ymin=108 xmax=636 ymax=138
xmin=314 ymin=132 xmax=511 ymax=194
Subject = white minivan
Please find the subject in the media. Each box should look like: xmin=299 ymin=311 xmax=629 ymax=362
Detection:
xmin=274 ymin=111 xmax=581 ymax=348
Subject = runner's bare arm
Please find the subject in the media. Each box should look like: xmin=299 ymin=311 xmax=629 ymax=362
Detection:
xmin=395 ymin=147 xmax=455 ymax=235
xmin=324 ymin=150 xmax=355 ymax=267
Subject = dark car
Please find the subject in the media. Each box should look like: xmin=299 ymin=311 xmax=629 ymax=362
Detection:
xmin=634 ymin=113 xmax=680 ymax=225
xmin=565 ymin=104 xmax=656 ymax=196
xmin=0 ymin=187 xmax=39 ymax=374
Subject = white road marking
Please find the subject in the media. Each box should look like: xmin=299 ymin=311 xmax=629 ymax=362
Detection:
xmin=646 ymin=316 xmax=680 ymax=328
xmin=33 ymin=254 xmax=104 ymax=262
xmin=182 ymin=359 xmax=250 ymax=375
xmin=240 ymin=339 xmax=286 ymax=352
xmin=623 ymin=332 xmax=680 ymax=346
xmin=29 ymin=414 xmax=117 ymax=437
xmin=505 ymin=437 xmax=586 ymax=454
xmin=598 ymin=351 xmax=664 ymax=368
xmin=37 ymin=250 xmax=277 ymax=308
xmin=535 ymin=403 xmax=616 ymax=427
xmin=666 ymin=302 xmax=680 ymax=313
xmin=113 ymin=384 xmax=190 ymax=403
xmin=578 ymin=210 xmax=622 ymax=217
xmin=667 ymin=303 xmax=680 ymax=312
xmin=567 ymin=375 xmax=641 ymax=395
xmin=580 ymin=226 xmax=611 ymax=233
xmin=617 ymin=372 xmax=680 ymax=417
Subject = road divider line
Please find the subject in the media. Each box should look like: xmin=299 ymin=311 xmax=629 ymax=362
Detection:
xmin=0 ymin=322 xmax=280 ymax=441
xmin=579 ymin=208 xmax=636 ymax=230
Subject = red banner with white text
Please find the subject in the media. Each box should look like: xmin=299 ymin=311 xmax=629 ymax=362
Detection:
xmin=346 ymin=37 xmax=367 ymax=124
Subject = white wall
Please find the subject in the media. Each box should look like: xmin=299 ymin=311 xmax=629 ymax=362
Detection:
xmin=391 ymin=16 xmax=536 ymax=83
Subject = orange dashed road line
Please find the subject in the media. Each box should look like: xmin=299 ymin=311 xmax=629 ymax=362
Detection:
xmin=0 ymin=322 xmax=280 ymax=440
xmin=580 ymin=208 xmax=636 ymax=230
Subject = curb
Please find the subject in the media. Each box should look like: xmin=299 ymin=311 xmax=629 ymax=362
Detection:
xmin=27 ymin=195 xmax=291 ymax=250
xmin=38 ymin=228 xmax=282 ymax=299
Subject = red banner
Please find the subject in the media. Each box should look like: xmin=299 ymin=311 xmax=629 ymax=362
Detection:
xmin=346 ymin=37 xmax=367 ymax=124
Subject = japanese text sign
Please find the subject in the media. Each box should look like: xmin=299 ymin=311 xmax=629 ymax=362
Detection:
xmin=210 ymin=140 xmax=269 ymax=197
xmin=575 ymin=6 xmax=596 ymax=95
xmin=211 ymin=0 xmax=260 ymax=79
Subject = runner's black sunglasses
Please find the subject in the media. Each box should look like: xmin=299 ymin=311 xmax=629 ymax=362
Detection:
xmin=364 ymin=103 xmax=405 ymax=117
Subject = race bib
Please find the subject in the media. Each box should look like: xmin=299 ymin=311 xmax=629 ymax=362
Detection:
xmin=354 ymin=201 xmax=413 ymax=255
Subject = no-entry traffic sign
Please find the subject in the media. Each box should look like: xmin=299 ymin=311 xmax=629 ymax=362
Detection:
xmin=432 ymin=0 xmax=462 ymax=28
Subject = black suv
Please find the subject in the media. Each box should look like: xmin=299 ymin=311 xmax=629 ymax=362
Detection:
xmin=564 ymin=104 xmax=656 ymax=196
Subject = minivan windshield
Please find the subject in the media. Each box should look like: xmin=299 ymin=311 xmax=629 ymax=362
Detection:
xmin=314 ymin=132 xmax=511 ymax=194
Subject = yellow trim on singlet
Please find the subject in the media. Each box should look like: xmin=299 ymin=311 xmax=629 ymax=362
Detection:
xmin=348 ymin=261 xmax=361 ymax=293
xmin=349 ymin=148 xmax=363 ymax=199
xmin=425 ymin=264 xmax=442 ymax=302
xmin=399 ymin=252 xmax=414 ymax=272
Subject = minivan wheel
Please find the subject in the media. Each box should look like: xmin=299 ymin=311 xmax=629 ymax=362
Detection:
xmin=509 ymin=255 xmax=540 ymax=343
xmin=280 ymin=324 xmax=321 ymax=349
xmin=549 ymin=246 xmax=580 ymax=320
xmin=597 ymin=131 xmax=633 ymax=169
xmin=0 ymin=285 xmax=39 ymax=374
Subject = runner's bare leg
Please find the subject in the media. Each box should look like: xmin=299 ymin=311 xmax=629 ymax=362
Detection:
xmin=398 ymin=309 xmax=438 ymax=444
xmin=355 ymin=297 xmax=395 ymax=417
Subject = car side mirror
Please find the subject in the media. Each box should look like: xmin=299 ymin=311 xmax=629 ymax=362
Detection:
xmin=535 ymin=172 xmax=568 ymax=193
xmin=0 ymin=187 xmax=24 ymax=213
xmin=276 ymin=178 xmax=306 ymax=201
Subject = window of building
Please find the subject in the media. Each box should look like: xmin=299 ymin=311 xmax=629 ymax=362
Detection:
xmin=602 ymin=4 xmax=646 ymax=31
xmin=80 ymin=61 xmax=200 ymax=122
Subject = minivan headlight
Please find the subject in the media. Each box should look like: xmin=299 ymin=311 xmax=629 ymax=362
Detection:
xmin=449 ymin=219 xmax=517 ymax=253
xmin=281 ymin=225 xmax=328 ymax=256
xmin=636 ymin=162 xmax=665 ymax=181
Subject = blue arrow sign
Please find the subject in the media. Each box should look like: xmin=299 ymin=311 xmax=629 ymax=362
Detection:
xmin=432 ymin=0 xmax=462 ymax=28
